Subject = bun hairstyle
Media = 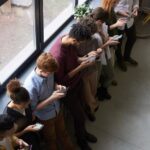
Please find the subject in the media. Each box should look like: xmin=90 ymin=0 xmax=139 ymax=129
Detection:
xmin=7 ymin=79 xmax=21 ymax=95
xmin=7 ymin=79 xmax=30 ymax=104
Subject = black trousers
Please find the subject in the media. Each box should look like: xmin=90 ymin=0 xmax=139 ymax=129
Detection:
xmin=63 ymin=81 xmax=86 ymax=142
xmin=115 ymin=24 xmax=137 ymax=62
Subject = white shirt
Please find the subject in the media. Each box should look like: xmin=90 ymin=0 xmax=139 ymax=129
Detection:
xmin=114 ymin=0 xmax=139 ymax=29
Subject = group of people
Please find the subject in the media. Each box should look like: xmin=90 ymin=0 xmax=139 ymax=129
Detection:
xmin=0 ymin=0 xmax=139 ymax=150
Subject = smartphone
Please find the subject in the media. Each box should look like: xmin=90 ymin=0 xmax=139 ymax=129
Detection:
xmin=33 ymin=123 xmax=44 ymax=130
xmin=112 ymin=35 xmax=122 ymax=41
xmin=59 ymin=87 xmax=69 ymax=93
xmin=18 ymin=145 xmax=32 ymax=150
xmin=87 ymin=56 xmax=96 ymax=62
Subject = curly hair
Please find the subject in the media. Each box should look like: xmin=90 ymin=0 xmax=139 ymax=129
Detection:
xmin=79 ymin=16 xmax=98 ymax=34
xmin=7 ymin=79 xmax=30 ymax=104
xmin=69 ymin=23 xmax=91 ymax=42
xmin=36 ymin=52 xmax=58 ymax=73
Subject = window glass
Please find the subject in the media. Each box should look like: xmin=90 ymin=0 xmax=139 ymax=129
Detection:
xmin=0 ymin=0 xmax=35 ymax=84
xmin=78 ymin=0 xmax=87 ymax=5
xmin=43 ymin=0 xmax=74 ymax=41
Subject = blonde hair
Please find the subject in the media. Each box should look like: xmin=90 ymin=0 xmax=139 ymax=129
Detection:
xmin=102 ymin=0 xmax=118 ymax=13
xmin=36 ymin=52 xmax=58 ymax=73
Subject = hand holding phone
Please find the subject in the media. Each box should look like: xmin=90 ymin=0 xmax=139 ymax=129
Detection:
xmin=112 ymin=35 xmax=123 ymax=41
xmin=33 ymin=123 xmax=44 ymax=130
xmin=87 ymin=56 xmax=96 ymax=62
xmin=58 ymin=86 xmax=68 ymax=93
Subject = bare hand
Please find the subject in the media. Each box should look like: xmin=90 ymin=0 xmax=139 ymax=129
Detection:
xmin=132 ymin=8 xmax=138 ymax=17
xmin=116 ymin=18 xmax=127 ymax=27
xmin=56 ymin=84 xmax=66 ymax=92
xmin=96 ymin=48 xmax=102 ymax=54
xmin=80 ymin=60 xmax=95 ymax=69
xmin=106 ymin=38 xmax=119 ymax=46
xmin=24 ymin=125 xmax=39 ymax=132
xmin=88 ymin=51 xmax=98 ymax=57
xmin=16 ymin=139 xmax=28 ymax=149
xmin=51 ymin=90 xmax=65 ymax=100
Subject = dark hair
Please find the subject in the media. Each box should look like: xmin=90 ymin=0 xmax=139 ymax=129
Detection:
xmin=69 ymin=23 xmax=91 ymax=41
xmin=0 ymin=114 xmax=14 ymax=133
xmin=7 ymin=79 xmax=30 ymax=104
xmin=79 ymin=17 xmax=98 ymax=34
xmin=91 ymin=7 xmax=108 ymax=22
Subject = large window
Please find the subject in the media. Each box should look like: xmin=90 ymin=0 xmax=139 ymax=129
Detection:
xmin=0 ymin=0 xmax=35 ymax=84
xmin=78 ymin=0 xmax=87 ymax=5
xmin=0 ymin=0 xmax=87 ymax=92
xmin=43 ymin=0 xmax=74 ymax=41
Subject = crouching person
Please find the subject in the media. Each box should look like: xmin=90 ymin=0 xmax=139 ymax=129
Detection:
xmin=24 ymin=52 xmax=76 ymax=150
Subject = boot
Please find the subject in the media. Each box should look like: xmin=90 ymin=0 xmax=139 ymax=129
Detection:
xmin=77 ymin=139 xmax=92 ymax=150
xmin=84 ymin=104 xmax=96 ymax=122
xmin=85 ymin=131 xmax=97 ymax=143
xmin=97 ymin=87 xmax=111 ymax=100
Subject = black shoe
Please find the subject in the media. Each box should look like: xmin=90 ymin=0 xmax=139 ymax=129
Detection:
xmin=94 ymin=105 xmax=99 ymax=112
xmin=85 ymin=132 xmax=97 ymax=143
xmin=97 ymin=87 xmax=111 ymax=101
xmin=84 ymin=105 xmax=96 ymax=122
xmin=118 ymin=61 xmax=127 ymax=72
xmin=86 ymin=111 xmax=96 ymax=122
xmin=77 ymin=140 xmax=92 ymax=150
xmin=124 ymin=57 xmax=138 ymax=66
xmin=103 ymin=88 xmax=111 ymax=100
xmin=111 ymin=80 xmax=118 ymax=86
xmin=96 ymin=87 xmax=105 ymax=101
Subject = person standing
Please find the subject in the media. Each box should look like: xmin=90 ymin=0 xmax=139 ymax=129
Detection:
xmin=24 ymin=52 xmax=76 ymax=150
xmin=50 ymin=23 xmax=98 ymax=150
xmin=114 ymin=0 xmax=139 ymax=71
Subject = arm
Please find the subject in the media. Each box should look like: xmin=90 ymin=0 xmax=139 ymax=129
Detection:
xmin=12 ymin=136 xmax=28 ymax=148
xmin=132 ymin=0 xmax=139 ymax=17
xmin=109 ymin=18 xmax=126 ymax=30
xmin=35 ymin=91 xmax=64 ymax=110
xmin=55 ymin=52 xmax=93 ymax=85
xmin=27 ymin=86 xmax=64 ymax=111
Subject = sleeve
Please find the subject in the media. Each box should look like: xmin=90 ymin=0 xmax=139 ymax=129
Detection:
xmin=133 ymin=0 xmax=139 ymax=9
xmin=114 ymin=0 xmax=125 ymax=13
xmin=28 ymin=87 xmax=39 ymax=111
xmin=24 ymin=80 xmax=39 ymax=112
